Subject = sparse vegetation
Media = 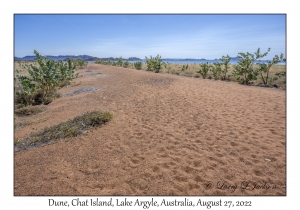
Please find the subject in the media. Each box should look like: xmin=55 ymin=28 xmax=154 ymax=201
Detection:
xmin=275 ymin=71 xmax=286 ymax=88
xmin=181 ymin=64 xmax=189 ymax=72
xmin=94 ymin=60 xmax=103 ymax=64
xmin=16 ymin=48 xmax=285 ymax=93
xmin=91 ymin=50 xmax=285 ymax=88
xmin=15 ymin=111 xmax=113 ymax=150
xmin=107 ymin=60 xmax=113 ymax=66
xmin=69 ymin=58 xmax=88 ymax=69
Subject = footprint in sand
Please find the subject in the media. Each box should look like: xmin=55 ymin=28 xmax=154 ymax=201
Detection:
xmin=230 ymin=141 xmax=238 ymax=147
xmin=152 ymin=166 xmax=160 ymax=173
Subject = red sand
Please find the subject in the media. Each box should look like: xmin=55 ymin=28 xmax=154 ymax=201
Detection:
xmin=14 ymin=64 xmax=286 ymax=195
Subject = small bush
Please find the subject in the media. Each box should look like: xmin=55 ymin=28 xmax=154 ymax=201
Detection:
xmin=256 ymin=53 xmax=285 ymax=85
xmin=15 ymin=111 xmax=113 ymax=151
xmin=69 ymin=58 xmax=87 ymax=69
xmin=30 ymin=89 xmax=61 ymax=105
xmin=15 ymin=50 xmax=77 ymax=107
xmin=117 ymin=57 xmax=123 ymax=66
xmin=197 ymin=62 xmax=210 ymax=79
xmin=14 ymin=75 xmax=36 ymax=106
xmin=210 ymin=62 xmax=222 ymax=80
xmin=145 ymin=54 xmax=166 ymax=73
xmin=95 ymin=60 xmax=104 ymax=64
xmin=107 ymin=60 xmax=113 ymax=65
xmin=134 ymin=61 xmax=143 ymax=70
xmin=232 ymin=48 xmax=270 ymax=84
xmin=123 ymin=61 xmax=129 ymax=68
xmin=220 ymin=55 xmax=231 ymax=80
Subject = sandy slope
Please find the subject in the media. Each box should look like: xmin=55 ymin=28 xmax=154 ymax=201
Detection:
xmin=14 ymin=64 xmax=286 ymax=195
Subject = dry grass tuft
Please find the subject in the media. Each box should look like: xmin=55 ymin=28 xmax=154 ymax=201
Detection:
xmin=15 ymin=111 xmax=113 ymax=151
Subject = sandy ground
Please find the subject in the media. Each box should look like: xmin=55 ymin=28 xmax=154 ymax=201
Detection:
xmin=14 ymin=64 xmax=286 ymax=196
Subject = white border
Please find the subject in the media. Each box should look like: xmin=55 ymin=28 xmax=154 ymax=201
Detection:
xmin=1 ymin=1 xmax=298 ymax=209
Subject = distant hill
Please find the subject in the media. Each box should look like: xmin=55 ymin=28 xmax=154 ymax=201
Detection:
xmin=163 ymin=58 xmax=207 ymax=61
xmin=14 ymin=55 xmax=98 ymax=61
xmin=14 ymin=55 xmax=142 ymax=62
xmin=14 ymin=55 xmax=240 ymax=62
xmin=88 ymin=57 xmax=142 ymax=62
xmin=161 ymin=58 xmax=240 ymax=61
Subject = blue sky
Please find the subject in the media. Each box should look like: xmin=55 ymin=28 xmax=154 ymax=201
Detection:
xmin=14 ymin=14 xmax=286 ymax=60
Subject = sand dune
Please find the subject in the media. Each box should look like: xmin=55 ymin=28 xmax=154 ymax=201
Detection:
xmin=14 ymin=64 xmax=286 ymax=195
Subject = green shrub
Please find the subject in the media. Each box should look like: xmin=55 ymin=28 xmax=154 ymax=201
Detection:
xmin=15 ymin=75 xmax=36 ymax=106
xmin=30 ymin=51 xmax=62 ymax=95
xmin=197 ymin=62 xmax=211 ymax=79
xmin=69 ymin=58 xmax=87 ymax=69
xmin=220 ymin=55 xmax=231 ymax=80
xmin=57 ymin=59 xmax=79 ymax=86
xmin=210 ymin=62 xmax=222 ymax=80
xmin=134 ymin=61 xmax=143 ymax=70
xmin=123 ymin=61 xmax=129 ymax=68
xmin=117 ymin=57 xmax=123 ymax=66
xmin=232 ymin=48 xmax=270 ymax=84
xmin=107 ymin=60 xmax=113 ymax=65
xmin=145 ymin=54 xmax=166 ymax=73
xmin=256 ymin=52 xmax=285 ymax=85
xmin=15 ymin=50 xmax=77 ymax=106
xmin=95 ymin=60 xmax=104 ymax=64
xmin=275 ymin=71 xmax=286 ymax=85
